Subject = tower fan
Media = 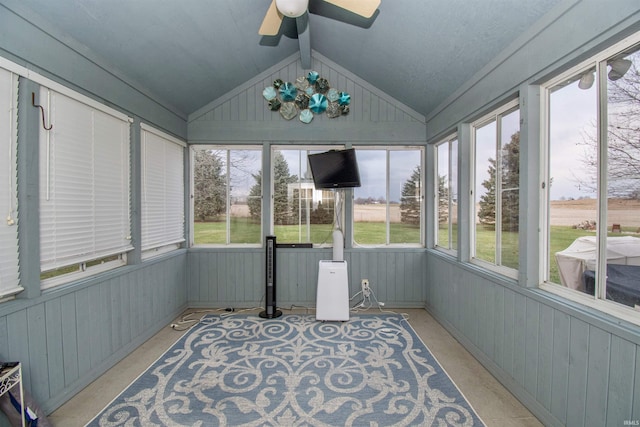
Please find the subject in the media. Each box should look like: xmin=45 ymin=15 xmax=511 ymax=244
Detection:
xmin=260 ymin=235 xmax=282 ymax=318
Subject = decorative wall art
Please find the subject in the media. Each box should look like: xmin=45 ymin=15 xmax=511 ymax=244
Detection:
xmin=263 ymin=71 xmax=351 ymax=124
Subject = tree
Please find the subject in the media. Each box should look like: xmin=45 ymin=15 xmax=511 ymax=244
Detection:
xmin=247 ymin=172 xmax=262 ymax=221
xmin=193 ymin=149 xmax=226 ymax=221
xmin=310 ymin=200 xmax=333 ymax=224
xmin=437 ymin=174 xmax=449 ymax=224
xmin=477 ymin=131 xmax=520 ymax=231
xmin=248 ymin=151 xmax=297 ymax=225
xmin=579 ymin=55 xmax=640 ymax=198
xmin=400 ymin=166 xmax=421 ymax=225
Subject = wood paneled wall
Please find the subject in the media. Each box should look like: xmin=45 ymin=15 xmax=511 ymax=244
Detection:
xmin=425 ymin=254 xmax=640 ymax=426
xmin=187 ymin=248 xmax=426 ymax=309
xmin=188 ymin=51 xmax=426 ymax=143
xmin=0 ymin=253 xmax=187 ymax=415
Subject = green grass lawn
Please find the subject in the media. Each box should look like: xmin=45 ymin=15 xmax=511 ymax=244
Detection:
xmin=194 ymin=220 xmax=422 ymax=245
xmin=195 ymin=219 xmax=634 ymax=285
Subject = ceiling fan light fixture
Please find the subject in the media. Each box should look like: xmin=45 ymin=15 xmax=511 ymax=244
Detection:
xmin=578 ymin=71 xmax=595 ymax=90
xmin=608 ymin=58 xmax=632 ymax=81
xmin=275 ymin=0 xmax=309 ymax=18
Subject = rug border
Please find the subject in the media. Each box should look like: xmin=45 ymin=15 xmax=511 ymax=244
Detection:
xmin=84 ymin=312 xmax=486 ymax=427
xmin=83 ymin=324 xmax=194 ymax=426
xmin=398 ymin=314 xmax=487 ymax=426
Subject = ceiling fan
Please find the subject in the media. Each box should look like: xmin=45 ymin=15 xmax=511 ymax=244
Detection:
xmin=259 ymin=0 xmax=381 ymax=36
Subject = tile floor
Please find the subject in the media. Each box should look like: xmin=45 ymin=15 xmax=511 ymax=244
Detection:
xmin=48 ymin=308 xmax=542 ymax=426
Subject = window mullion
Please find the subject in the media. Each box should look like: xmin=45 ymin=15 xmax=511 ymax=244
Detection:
xmin=226 ymin=150 xmax=231 ymax=245
xmin=386 ymin=150 xmax=390 ymax=245
xmin=495 ymin=116 xmax=503 ymax=266
xmin=596 ymin=59 xmax=609 ymax=302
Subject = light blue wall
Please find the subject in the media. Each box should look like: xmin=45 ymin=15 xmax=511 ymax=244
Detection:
xmin=0 ymin=5 xmax=190 ymax=423
xmin=0 ymin=1 xmax=187 ymax=139
xmin=187 ymin=248 xmax=426 ymax=309
xmin=0 ymin=254 xmax=188 ymax=415
xmin=425 ymin=1 xmax=640 ymax=425
xmin=3 ymin=0 xmax=640 ymax=425
xmin=186 ymin=52 xmax=429 ymax=310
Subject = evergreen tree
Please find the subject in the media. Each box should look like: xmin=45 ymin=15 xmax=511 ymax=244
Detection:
xmin=478 ymin=131 xmax=520 ymax=231
xmin=500 ymin=132 xmax=520 ymax=231
xmin=248 ymin=152 xmax=297 ymax=225
xmin=437 ymin=174 xmax=449 ymax=224
xmin=193 ymin=149 xmax=226 ymax=221
xmin=247 ymin=172 xmax=262 ymax=221
xmin=400 ymin=166 xmax=421 ymax=225
xmin=310 ymin=200 xmax=333 ymax=224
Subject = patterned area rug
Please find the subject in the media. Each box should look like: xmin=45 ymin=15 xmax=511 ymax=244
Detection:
xmin=87 ymin=314 xmax=484 ymax=426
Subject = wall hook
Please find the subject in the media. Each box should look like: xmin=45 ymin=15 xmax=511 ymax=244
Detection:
xmin=32 ymin=92 xmax=53 ymax=130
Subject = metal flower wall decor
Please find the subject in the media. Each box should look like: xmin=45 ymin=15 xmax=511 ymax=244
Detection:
xmin=262 ymin=71 xmax=351 ymax=124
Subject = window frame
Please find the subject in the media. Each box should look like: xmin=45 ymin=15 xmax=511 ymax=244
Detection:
xmin=539 ymin=31 xmax=640 ymax=325
xmin=270 ymin=145 xmax=343 ymax=247
xmin=470 ymin=99 xmax=520 ymax=279
xmin=0 ymin=67 xmax=21 ymax=301
xmin=190 ymin=145 xmax=263 ymax=248
xmin=140 ymin=123 xmax=186 ymax=259
xmin=352 ymin=146 xmax=425 ymax=248
xmin=39 ymin=85 xmax=132 ymax=289
xmin=433 ymin=134 xmax=458 ymax=255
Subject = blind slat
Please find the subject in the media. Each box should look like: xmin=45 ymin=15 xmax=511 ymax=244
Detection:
xmin=141 ymin=126 xmax=185 ymax=252
xmin=0 ymin=67 xmax=21 ymax=297
xmin=39 ymin=88 xmax=132 ymax=273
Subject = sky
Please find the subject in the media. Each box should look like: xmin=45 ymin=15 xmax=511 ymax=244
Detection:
xmin=279 ymin=148 xmax=421 ymax=202
xmin=221 ymin=73 xmax=620 ymax=203
xmin=549 ymin=79 xmax=598 ymax=200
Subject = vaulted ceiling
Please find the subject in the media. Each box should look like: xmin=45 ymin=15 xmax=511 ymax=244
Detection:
xmin=7 ymin=0 xmax=562 ymax=119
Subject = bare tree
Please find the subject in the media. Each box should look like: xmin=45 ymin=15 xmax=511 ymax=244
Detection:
xmin=579 ymin=53 xmax=640 ymax=199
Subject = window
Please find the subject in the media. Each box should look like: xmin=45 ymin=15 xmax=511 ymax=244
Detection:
xmin=141 ymin=124 xmax=185 ymax=257
xmin=0 ymin=67 xmax=20 ymax=300
xmin=353 ymin=147 xmax=423 ymax=247
xmin=471 ymin=100 xmax=520 ymax=275
xmin=435 ymin=135 xmax=458 ymax=253
xmin=543 ymin=34 xmax=640 ymax=319
xmin=272 ymin=147 xmax=337 ymax=245
xmin=192 ymin=146 xmax=262 ymax=245
xmin=39 ymin=86 xmax=132 ymax=286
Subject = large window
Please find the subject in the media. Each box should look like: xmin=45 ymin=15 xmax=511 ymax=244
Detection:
xmin=471 ymin=101 xmax=520 ymax=275
xmin=353 ymin=147 xmax=423 ymax=247
xmin=39 ymin=86 xmax=132 ymax=287
xmin=0 ymin=67 xmax=20 ymax=300
xmin=272 ymin=147 xmax=337 ymax=245
xmin=543 ymin=34 xmax=640 ymax=318
xmin=435 ymin=135 xmax=458 ymax=252
xmin=192 ymin=146 xmax=262 ymax=245
xmin=141 ymin=124 xmax=185 ymax=257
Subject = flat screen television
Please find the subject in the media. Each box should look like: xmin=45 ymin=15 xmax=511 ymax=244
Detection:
xmin=308 ymin=148 xmax=361 ymax=189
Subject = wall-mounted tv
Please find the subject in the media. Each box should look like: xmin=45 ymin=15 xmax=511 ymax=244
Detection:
xmin=308 ymin=148 xmax=361 ymax=189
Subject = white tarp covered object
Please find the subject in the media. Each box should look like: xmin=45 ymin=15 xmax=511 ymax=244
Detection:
xmin=556 ymin=236 xmax=640 ymax=291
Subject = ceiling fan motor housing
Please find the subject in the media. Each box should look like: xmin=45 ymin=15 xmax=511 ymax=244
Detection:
xmin=275 ymin=0 xmax=309 ymax=17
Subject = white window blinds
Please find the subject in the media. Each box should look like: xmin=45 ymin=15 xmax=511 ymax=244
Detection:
xmin=141 ymin=124 xmax=185 ymax=252
xmin=39 ymin=87 xmax=132 ymax=273
xmin=0 ymin=67 xmax=21 ymax=299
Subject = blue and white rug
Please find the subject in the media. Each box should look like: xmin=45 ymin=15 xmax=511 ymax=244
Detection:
xmin=87 ymin=314 xmax=484 ymax=426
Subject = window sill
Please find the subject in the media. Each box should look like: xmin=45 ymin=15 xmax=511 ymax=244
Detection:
xmin=540 ymin=282 xmax=640 ymax=328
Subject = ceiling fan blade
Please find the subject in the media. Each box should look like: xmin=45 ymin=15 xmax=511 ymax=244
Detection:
xmin=322 ymin=0 xmax=380 ymax=18
xmin=259 ymin=0 xmax=284 ymax=36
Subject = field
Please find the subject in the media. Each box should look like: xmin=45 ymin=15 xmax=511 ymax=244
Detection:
xmin=549 ymin=198 xmax=640 ymax=229
xmin=227 ymin=199 xmax=640 ymax=228
xmin=195 ymin=199 xmax=639 ymax=246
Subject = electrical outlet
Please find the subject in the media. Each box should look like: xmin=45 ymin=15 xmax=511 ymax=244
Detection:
xmin=361 ymin=279 xmax=370 ymax=298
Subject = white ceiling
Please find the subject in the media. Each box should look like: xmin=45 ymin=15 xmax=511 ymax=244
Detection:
xmin=8 ymin=0 xmax=562 ymax=118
